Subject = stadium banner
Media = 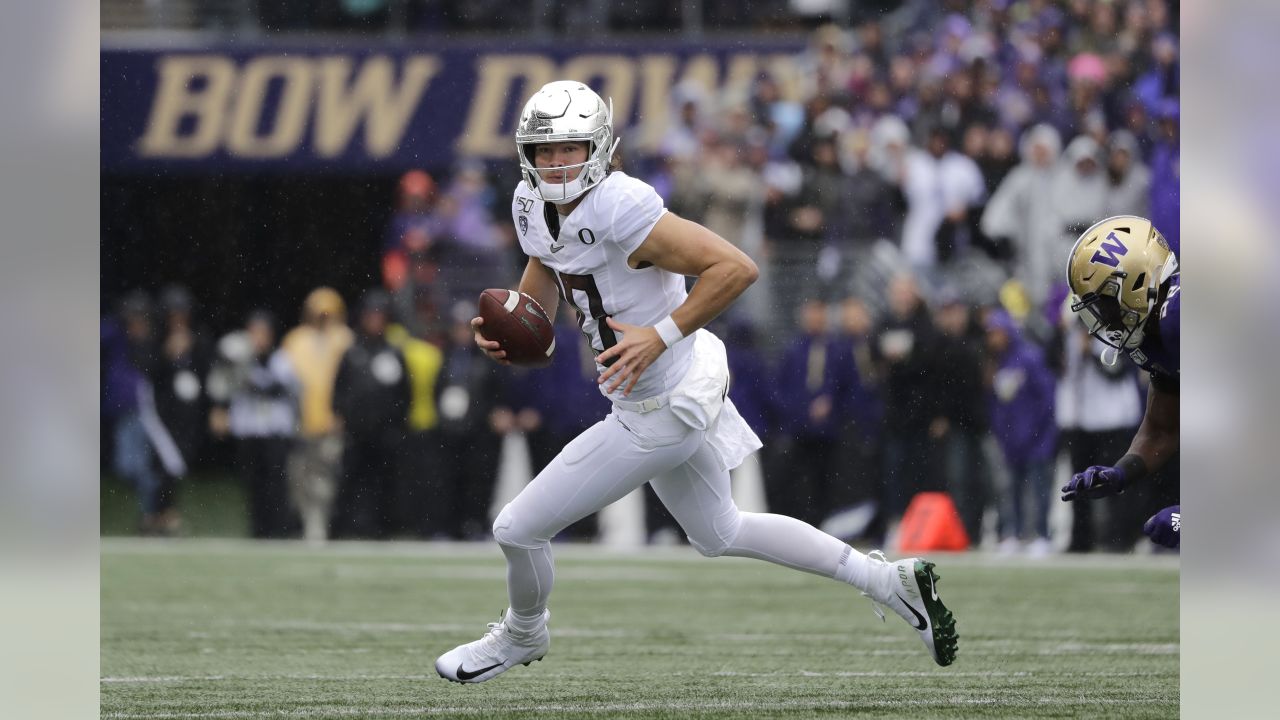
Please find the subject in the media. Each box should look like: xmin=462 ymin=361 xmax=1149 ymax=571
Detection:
xmin=101 ymin=39 xmax=807 ymax=173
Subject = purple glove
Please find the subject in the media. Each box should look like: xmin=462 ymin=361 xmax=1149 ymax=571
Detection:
xmin=1143 ymin=505 xmax=1180 ymax=548
xmin=1060 ymin=465 xmax=1128 ymax=501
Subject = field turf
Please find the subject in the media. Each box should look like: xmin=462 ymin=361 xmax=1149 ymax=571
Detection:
xmin=101 ymin=539 xmax=1178 ymax=719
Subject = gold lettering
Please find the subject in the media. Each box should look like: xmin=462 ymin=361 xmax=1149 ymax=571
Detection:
xmin=674 ymin=54 xmax=721 ymax=102
xmin=635 ymin=54 xmax=678 ymax=154
xmin=459 ymin=55 xmax=556 ymax=158
xmin=724 ymin=54 xmax=762 ymax=102
xmin=226 ymin=56 xmax=314 ymax=158
xmin=136 ymin=55 xmax=236 ymax=158
xmin=314 ymin=54 xmax=440 ymax=158
xmin=762 ymin=53 xmax=805 ymax=103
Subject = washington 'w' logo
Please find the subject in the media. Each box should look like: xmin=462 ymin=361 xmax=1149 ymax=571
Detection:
xmin=1090 ymin=231 xmax=1129 ymax=267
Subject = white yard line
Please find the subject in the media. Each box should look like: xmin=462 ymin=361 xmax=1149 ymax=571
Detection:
xmin=101 ymin=696 xmax=1169 ymax=719
xmin=102 ymin=669 xmax=1170 ymax=684
xmin=99 ymin=537 xmax=1180 ymax=571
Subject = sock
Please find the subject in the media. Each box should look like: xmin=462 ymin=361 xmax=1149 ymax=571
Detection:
xmin=723 ymin=511 xmax=878 ymax=593
xmin=832 ymin=544 xmax=877 ymax=594
xmin=499 ymin=541 xmax=554 ymax=634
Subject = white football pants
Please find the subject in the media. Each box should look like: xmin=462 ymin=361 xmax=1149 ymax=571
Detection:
xmin=491 ymin=403 xmax=872 ymax=628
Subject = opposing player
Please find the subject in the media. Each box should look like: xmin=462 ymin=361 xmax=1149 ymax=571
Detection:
xmin=1059 ymin=216 xmax=1180 ymax=548
xmin=434 ymin=81 xmax=958 ymax=683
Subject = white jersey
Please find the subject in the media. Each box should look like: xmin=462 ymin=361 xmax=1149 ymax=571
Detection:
xmin=511 ymin=171 xmax=694 ymax=403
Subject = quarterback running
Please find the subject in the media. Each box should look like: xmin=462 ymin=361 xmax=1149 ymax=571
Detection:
xmin=434 ymin=81 xmax=959 ymax=684
xmin=1060 ymin=216 xmax=1181 ymax=548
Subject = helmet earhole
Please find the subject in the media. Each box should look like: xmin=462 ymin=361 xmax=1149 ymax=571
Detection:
xmin=1130 ymin=272 xmax=1146 ymax=292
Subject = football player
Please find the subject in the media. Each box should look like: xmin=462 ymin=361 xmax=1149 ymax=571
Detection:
xmin=434 ymin=81 xmax=958 ymax=684
xmin=1059 ymin=216 xmax=1180 ymax=548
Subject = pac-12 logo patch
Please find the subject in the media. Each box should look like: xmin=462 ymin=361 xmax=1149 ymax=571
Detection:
xmin=518 ymin=216 xmax=528 ymax=235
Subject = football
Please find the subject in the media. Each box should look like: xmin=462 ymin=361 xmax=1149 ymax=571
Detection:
xmin=477 ymin=288 xmax=556 ymax=367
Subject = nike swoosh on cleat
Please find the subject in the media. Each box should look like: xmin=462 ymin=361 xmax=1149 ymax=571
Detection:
xmin=897 ymin=594 xmax=928 ymax=631
xmin=455 ymin=662 xmax=503 ymax=681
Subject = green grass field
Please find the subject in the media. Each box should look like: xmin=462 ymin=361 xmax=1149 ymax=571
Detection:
xmin=101 ymin=540 xmax=1178 ymax=719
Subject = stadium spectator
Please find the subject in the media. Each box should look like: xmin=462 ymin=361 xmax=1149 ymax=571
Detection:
xmin=281 ymin=287 xmax=354 ymax=543
xmin=430 ymin=302 xmax=510 ymax=540
xmin=826 ymin=297 xmax=884 ymax=541
xmin=433 ymin=160 xmax=508 ymax=307
xmin=1048 ymin=299 xmax=1143 ymax=553
xmin=384 ymin=170 xmax=447 ymax=330
xmin=679 ymin=129 xmax=768 ymax=323
xmin=385 ymin=306 xmax=446 ymax=539
xmin=332 ymin=289 xmax=410 ymax=539
xmin=872 ymin=273 xmax=938 ymax=540
xmin=981 ymin=123 xmax=1063 ymax=305
xmin=1148 ymin=100 xmax=1179 ymax=251
xmin=1103 ymin=129 xmax=1152 ymax=217
xmin=119 ymin=284 xmax=213 ymax=535
xmin=899 ymin=126 xmax=986 ymax=283
xmin=929 ymin=290 xmax=991 ymax=546
xmin=101 ymin=291 xmax=171 ymax=535
xmin=771 ymin=298 xmax=844 ymax=526
xmin=985 ymin=308 xmax=1057 ymax=556
xmin=151 ymin=284 xmax=214 ymax=472
xmin=207 ymin=310 xmax=300 ymax=539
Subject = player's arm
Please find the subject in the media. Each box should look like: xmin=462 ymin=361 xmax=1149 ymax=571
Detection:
xmin=1121 ymin=377 xmax=1181 ymax=480
xmin=1061 ymin=377 xmax=1180 ymax=501
xmin=517 ymin=256 xmax=561 ymax=322
xmin=596 ymin=212 xmax=758 ymax=395
xmin=473 ymin=256 xmax=560 ymax=365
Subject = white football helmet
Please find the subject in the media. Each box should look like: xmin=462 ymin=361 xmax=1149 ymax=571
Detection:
xmin=515 ymin=81 xmax=619 ymax=205
xmin=1066 ymin=215 xmax=1178 ymax=351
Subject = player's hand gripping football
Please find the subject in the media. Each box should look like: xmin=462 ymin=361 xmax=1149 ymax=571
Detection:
xmin=1060 ymin=464 xmax=1128 ymax=501
xmin=471 ymin=317 xmax=511 ymax=366
xmin=595 ymin=317 xmax=668 ymax=396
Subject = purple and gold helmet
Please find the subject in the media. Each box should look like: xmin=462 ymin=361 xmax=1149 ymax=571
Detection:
xmin=1066 ymin=215 xmax=1178 ymax=350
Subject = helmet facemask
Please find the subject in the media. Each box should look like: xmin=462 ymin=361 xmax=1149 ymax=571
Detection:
xmin=515 ymin=82 xmax=620 ymax=205
xmin=1069 ymin=274 xmax=1148 ymax=351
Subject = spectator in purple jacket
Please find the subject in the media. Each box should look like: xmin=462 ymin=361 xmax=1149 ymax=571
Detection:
xmin=771 ymin=298 xmax=843 ymax=526
xmin=985 ymin=308 xmax=1058 ymax=557
xmin=1148 ymin=100 xmax=1180 ymax=254
xmin=826 ymin=297 xmax=884 ymax=541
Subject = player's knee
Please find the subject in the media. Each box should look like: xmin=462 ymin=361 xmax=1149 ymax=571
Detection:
xmin=686 ymin=511 xmax=743 ymax=558
xmin=688 ymin=535 xmax=730 ymax=557
xmin=491 ymin=504 xmax=529 ymax=548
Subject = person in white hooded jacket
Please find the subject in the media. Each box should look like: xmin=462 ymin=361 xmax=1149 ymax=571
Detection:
xmin=980 ymin=123 xmax=1063 ymax=307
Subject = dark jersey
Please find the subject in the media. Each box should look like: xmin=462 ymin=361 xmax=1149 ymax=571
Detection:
xmin=1127 ymin=274 xmax=1179 ymax=391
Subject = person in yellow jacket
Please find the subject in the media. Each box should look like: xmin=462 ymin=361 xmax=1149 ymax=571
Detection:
xmin=386 ymin=315 xmax=445 ymax=537
xmin=281 ymin=287 xmax=354 ymax=543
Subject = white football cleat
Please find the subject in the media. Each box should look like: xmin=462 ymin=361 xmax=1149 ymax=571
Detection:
xmin=864 ymin=552 xmax=959 ymax=667
xmin=435 ymin=609 xmax=550 ymax=684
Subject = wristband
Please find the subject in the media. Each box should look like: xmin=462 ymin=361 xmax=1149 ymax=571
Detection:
xmin=654 ymin=316 xmax=684 ymax=348
xmin=1115 ymin=454 xmax=1148 ymax=486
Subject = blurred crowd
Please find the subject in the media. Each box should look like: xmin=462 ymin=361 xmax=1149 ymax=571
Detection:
xmin=102 ymin=0 xmax=1180 ymax=553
